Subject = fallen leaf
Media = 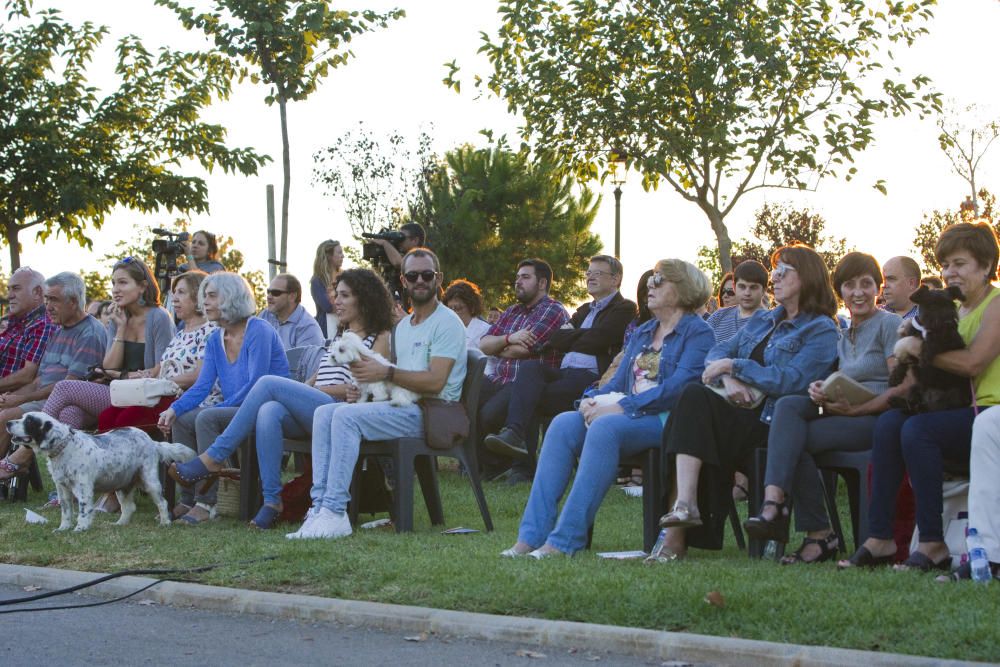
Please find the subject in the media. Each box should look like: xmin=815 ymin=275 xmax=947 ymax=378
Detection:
xmin=515 ymin=649 xmax=547 ymax=659
xmin=22 ymin=585 xmax=41 ymax=592
xmin=585 ymin=655 xmax=601 ymax=662
xmin=136 ymin=599 xmax=156 ymax=606
xmin=404 ymin=632 xmax=428 ymax=642
xmin=704 ymin=590 xmax=725 ymax=608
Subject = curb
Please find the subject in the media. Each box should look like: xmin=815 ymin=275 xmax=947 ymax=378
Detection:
xmin=0 ymin=563 xmax=977 ymax=666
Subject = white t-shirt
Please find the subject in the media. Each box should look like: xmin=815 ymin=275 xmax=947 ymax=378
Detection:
xmin=465 ymin=317 xmax=490 ymax=350
xmin=395 ymin=303 xmax=467 ymax=402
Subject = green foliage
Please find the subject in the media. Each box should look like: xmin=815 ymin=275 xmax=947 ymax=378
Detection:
xmin=0 ymin=1 xmax=270 ymax=269
xmin=80 ymin=270 xmax=110 ymax=302
xmin=913 ymin=189 xmax=999 ymax=274
xmin=408 ymin=146 xmax=603 ymax=307
xmin=458 ymin=0 xmax=942 ymax=273
xmin=696 ymin=203 xmax=848 ymax=287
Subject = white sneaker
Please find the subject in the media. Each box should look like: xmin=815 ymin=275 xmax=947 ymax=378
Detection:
xmin=306 ymin=508 xmax=353 ymax=539
xmin=285 ymin=506 xmax=321 ymax=540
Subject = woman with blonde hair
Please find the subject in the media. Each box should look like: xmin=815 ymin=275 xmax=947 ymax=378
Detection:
xmin=311 ymin=239 xmax=344 ymax=338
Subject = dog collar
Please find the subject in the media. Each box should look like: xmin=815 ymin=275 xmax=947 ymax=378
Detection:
xmin=45 ymin=435 xmax=69 ymax=458
xmin=910 ymin=316 xmax=927 ymax=337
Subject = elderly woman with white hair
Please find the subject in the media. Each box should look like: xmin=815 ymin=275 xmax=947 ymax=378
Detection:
xmin=501 ymin=259 xmax=717 ymax=558
xmin=159 ymin=272 xmax=289 ymax=525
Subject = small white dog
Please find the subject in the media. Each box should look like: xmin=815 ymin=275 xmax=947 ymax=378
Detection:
xmin=7 ymin=412 xmax=195 ymax=532
xmin=587 ymin=392 xmax=625 ymax=407
xmin=328 ymin=331 xmax=420 ymax=406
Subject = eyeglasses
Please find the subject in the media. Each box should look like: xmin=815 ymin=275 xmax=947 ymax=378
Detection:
xmin=266 ymin=289 xmax=290 ymax=297
xmin=721 ymin=288 xmax=736 ymax=297
xmin=771 ymin=262 xmax=797 ymax=281
xmin=585 ymin=270 xmax=613 ymax=279
xmin=646 ymin=273 xmax=665 ymax=289
xmin=403 ymin=270 xmax=438 ymax=284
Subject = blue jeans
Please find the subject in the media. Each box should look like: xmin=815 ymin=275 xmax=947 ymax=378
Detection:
xmin=310 ymin=401 xmax=423 ymax=514
xmin=203 ymin=375 xmax=335 ymax=506
xmin=518 ymin=409 xmax=664 ymax=554
xmin=869 ymin=407 xmax=975 ymax=543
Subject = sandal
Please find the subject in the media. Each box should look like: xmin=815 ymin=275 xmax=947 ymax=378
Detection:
xmin=744 ymin=499 xmax=790 ymax=543
xmin=894 ymin=551 xmax=951 ymax=573
xmin=938 ymin=560 xmax=1000 ymax=582
xmin=168 ymin=457 xmax=219 ymax=488
xmin=732 ymin=483 xmax=749 ymax=502
xmin=0 ymin=457 xmax=23 ymax=481
xmin=780 ymin=533 xmax=840 ymax=565
xmin=837 ymin=545 xmax=894 ymax=569
xmin=659 ymin=501 xmax=702 ymax=528
xmin=249 ymin=504 xmax=282 ymax=530
xmin=171 ymin=503 xmax=193 ymax=520
xmin=174 ymin=503 xmax=216 ymax=526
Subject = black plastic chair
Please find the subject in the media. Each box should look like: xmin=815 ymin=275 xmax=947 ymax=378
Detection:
xmin=815 ymin=449 xmax=871 ymax=553
xmin=347 ymin=352 xmax=493 ymax=533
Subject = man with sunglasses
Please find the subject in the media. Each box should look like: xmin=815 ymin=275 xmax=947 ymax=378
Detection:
xmin=260 ymin=273 xmax=324 ymax=350
xmin=477 ymin=259 xmax=570 ymax=480
xmin=706 ymin=260 xmax=769 ymax=344
xmin=483 ymin=255 xmax=636 ymax=483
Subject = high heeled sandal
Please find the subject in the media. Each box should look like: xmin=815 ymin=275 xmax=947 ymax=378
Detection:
xmin=780 ymin=533 xmax=840 ymax=565
xmin=743 ymin=499 xmax=790 ymax=543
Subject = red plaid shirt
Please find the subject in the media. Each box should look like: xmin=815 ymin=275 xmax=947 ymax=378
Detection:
xmin=0 ymin=304 xmax=57 ymax=378
xmin=486 ymin=295 xmax=569 ymax=384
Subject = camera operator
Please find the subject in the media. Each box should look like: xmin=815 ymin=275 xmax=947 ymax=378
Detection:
xmin=179 ymin=230 xmax=225 ymax=274
xmin=367 ymin=222 xmax=424 ymax=269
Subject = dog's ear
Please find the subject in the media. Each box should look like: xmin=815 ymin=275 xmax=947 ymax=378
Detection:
xmin=909 ymin=284 xmax=930 ymax=304
xmin=946 ymin=285 xmax=966 ymax=302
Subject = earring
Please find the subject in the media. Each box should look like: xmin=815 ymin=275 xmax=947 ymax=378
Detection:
xmin=138 ymin=296 xmax=146 ymax=306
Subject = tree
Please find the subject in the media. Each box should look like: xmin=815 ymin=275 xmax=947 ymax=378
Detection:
xmin=696 ymin=203 xmax=848 ymax=287
xmin=80 ymin=270 xmax=111 ymax=302
xmin=454 ymin=0 xmax=941 ymax=274
xmin=937 ymin=104 xmax=1000 ymax=215
xmin=407 ymin=146 xmax=603 ymax=307
xmin=156 ymin=0 xmax=404 ymax=269
xmin=913 ymin=188 xmax=999 ymax=273
xmin=0 ymin=0 xmax=269 ymax=269
xmin=312 ymin=123 xmax=433 ymax=263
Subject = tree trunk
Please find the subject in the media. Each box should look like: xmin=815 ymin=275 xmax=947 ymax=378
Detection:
xmin=704 ymin=206 xmax=733 ymax=276
xmin=278 ymin=97 xmax=290 ymax=270
xmin=5 ymin=223 xmax=20 ymax=270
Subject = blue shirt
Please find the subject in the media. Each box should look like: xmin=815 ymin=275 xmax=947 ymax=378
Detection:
xmin=171 ymin=317 xmax=290 ymax=416
xmin=587 ymin=313 xmax=716 ymax=418
xmin=561 ymin=291 xmax=618 ymax=372
xmin=706 ymin=305 xmax=839 ymax=424
xmin=259 ymin=304 xmax=325 ymax=350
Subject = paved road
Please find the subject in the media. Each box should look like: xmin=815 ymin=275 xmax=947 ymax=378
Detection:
xmin=0 ymin=583 xmax=684 ymax=666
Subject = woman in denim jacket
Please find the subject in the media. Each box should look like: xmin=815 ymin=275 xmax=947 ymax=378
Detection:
xmin=656 ymin=245 xmax=840 ymax=559
xmin=500 ymin=259 xmax=716 ymax=558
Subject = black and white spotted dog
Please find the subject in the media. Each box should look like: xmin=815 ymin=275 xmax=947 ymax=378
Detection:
xmin=7 ymin=412 xmax=195 ymax=532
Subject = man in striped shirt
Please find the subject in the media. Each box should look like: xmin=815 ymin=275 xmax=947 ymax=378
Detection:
xmin=706 ymin=260 xmax=769 ymax=344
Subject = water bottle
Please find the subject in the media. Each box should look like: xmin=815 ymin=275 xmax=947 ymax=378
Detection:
xmin=645 ymin=529 xmax=672 ymax=563
xmin=763 ymin=540 xmax=778 ymax=560
xmin=967 ymin=528 xmax=992 ymax=585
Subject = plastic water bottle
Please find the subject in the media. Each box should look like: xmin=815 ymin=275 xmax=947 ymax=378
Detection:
xmin=645 ymin=529 xmax=671 ymax=563
xmin=967 ymin=528 xmax=992 ymax=585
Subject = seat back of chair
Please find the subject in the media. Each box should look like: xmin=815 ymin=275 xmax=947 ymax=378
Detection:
xmin=286 ymin=345 xmax=326 ymax=383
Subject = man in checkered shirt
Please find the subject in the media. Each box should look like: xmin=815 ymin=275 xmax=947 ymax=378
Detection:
xmin=477 ymin=259 xmax=569 ymax=478
xmin=0 ymin=267 xmax=57 ymax=394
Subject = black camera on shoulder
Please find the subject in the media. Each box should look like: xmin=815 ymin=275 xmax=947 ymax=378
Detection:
xmin=361 ymin=228 xmax=407 ymax=266
xmin=151 ymin=228 xmax=190 ymax=297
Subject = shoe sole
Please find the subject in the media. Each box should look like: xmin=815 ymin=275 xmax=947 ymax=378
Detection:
xmin=484 ymin=434 xmax=528 ymax=459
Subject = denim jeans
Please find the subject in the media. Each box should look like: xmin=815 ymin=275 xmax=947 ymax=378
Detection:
xmin=869 ymin=407 xmax=975 ymax=543
xmin=202 ymin=375 xmax=336 ymax=506
xmin=310 ymin=401 xmax=423 ymax=514
xmin=518 ymin=409 xmax=664 ymax=554
xmin=172 ymin=406 xmax=239 ymax=506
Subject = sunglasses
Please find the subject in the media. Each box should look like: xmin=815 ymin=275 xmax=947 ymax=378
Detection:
xmin=266 ymin=289 xmax=290 ymax=297
xmin=646 ymin=272 xmax=665 ymax=289
xmin=721 ymin=288 xmax=736 ymax=297
xmin=403 ymin=270 xmax=438 ymax=284
xmin=771 ymin=262 xmax=797 ymax=281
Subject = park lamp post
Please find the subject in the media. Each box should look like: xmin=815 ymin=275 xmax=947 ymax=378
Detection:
xmin=609 ymin=150 xmax=627 ymax=259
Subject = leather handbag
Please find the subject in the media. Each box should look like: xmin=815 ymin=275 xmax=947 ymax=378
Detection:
xmin=110 ymin=378 xmax=182 ymax=408
xmin=420 ymin=398 xmax=469 ymax=450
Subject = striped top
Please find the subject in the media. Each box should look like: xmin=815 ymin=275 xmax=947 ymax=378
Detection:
xmin=315 ymin=331 xmax=377 ymax=387
xmin=706 ymin=305 xmax=759 ymax=344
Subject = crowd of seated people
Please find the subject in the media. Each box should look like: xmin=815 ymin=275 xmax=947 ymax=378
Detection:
xmin=3 ymin=219 xmax=1000 ymax=585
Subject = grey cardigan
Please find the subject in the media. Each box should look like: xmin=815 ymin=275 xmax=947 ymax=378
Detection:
xmin=106 ymin=306 xmax=175 ymax=370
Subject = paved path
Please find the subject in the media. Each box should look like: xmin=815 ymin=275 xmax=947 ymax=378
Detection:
xmin=0 ymin=583 xmax=664 ymax=667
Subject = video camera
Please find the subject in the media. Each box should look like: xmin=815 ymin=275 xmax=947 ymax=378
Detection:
xmin=361 ymin=228 xmax=407 ymax=267
xmin=151 ymin=228 xmax=190 ymax=297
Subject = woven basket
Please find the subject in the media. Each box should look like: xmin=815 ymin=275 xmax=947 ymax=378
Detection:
xmin=215 ymin=477 xmax=241 ymax=518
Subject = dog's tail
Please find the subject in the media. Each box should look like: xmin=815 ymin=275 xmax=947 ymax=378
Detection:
xmin=156 ymin=442 xmax=197 ymax=464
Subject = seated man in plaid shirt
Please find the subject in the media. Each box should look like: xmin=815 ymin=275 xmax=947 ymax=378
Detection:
xmin=478 ymin=259 xmax=569 ymax=480
xmin=0 ymin=267 xmax=58 ymax=395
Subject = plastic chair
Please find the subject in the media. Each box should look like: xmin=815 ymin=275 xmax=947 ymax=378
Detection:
xmin=815 ymin=449 xmax=871 ymax=553
xmin=347 ymin=352 xmax=493 ymax=533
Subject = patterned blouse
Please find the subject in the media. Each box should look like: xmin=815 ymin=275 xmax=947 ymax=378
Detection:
xmin=160 ymin=321 xmax=223 ymax=407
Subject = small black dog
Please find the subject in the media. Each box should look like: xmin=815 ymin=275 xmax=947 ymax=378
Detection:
xmin=888 ymin=285 xmax=972 ymax=413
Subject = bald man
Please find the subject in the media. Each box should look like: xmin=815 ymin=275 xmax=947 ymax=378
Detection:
xmin=881 ymin=256 xmax=921 ymax=319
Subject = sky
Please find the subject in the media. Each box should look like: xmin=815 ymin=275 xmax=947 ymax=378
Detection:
xmin=11 ymin=0 xmax=1000 ymax=301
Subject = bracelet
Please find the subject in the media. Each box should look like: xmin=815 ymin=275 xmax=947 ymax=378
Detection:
xmin=114 ymin=338 xmax=124 ymax=343
xmin=504 ymin=333 xmax=511 ymax=345
xmin=386 ymin=366 xmax=395 ymax=382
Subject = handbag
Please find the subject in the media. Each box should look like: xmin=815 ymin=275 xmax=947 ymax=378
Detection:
xmin=110 ymin=378 xmax=182 ymax=408
xmin=420 ymin=398 xmax=469 ymax=450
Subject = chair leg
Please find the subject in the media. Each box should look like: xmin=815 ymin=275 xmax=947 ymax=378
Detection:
xmin=239 ymin=437 xmax=260 ymax=522
xmin=747 ymin=448 xmax=767 ymax=558
xmin=821 ymin=470 xmax=847 ymax=554
xmin=729 ymin=500 xmax=746 ymax=551
xmin=347 ymin=458 xmax=363 ymax=527
xmin=459 ymin=452 xmax=494 ymax=532
xmin=391 ymin=451 xmax=415 ymax=533
xmin=843 ymin=466 xmax=869 ymax=552
xmin=642 ymin=448 xmax=663 ymax=553
xmin=28 ymin=456 xmax=43 ymax=491
xmin=415 ymin=455 xmax=444 ymax=525
xmin=160 ymin=463 xmax=176 ymax=511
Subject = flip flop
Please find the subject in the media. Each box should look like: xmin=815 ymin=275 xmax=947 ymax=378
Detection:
xmin=894 ymin=551 xmax=951 ymax=573
xmin=658 ymin=502 xmax=702 ymax=528
xmin=174 ymin=504 xmax=216 ymax=526
xmin=249 ymin=504 xmax=282 ymax=530
xmin=838 ymin=545 xmax=894 ymax=569
xmin=168 ymin=457 xmax=218 ymax=488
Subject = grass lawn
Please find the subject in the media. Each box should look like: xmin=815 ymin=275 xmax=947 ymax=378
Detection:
xmin=1 ymin=465 xmax=997 ymax=662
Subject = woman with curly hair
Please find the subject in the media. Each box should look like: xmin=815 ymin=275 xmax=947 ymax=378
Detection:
xmin=170 ymin=268 xmax=394 ymax=529
xmin=444 ymin=278 xmax=490 ymax=350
